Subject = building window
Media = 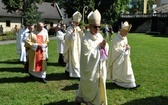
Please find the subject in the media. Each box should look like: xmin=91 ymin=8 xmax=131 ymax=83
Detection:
xmin=44 ymin=21 xmax=49 ymax=24
xmin=6 ymin=20 xmax=10 ymax=27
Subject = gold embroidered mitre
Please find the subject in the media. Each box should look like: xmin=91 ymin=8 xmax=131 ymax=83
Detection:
xmin=121 ymin=21 xmax=132 ymax=32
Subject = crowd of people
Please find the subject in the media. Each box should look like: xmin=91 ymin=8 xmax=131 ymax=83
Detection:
xmin=14 ymin=9 xmax=140 ymax=105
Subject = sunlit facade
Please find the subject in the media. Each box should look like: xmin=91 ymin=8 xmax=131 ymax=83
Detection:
xmin=156 ymin=0 xmax=168 ymax=6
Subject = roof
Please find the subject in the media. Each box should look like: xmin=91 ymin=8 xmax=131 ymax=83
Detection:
xmin=155 ymin=4 xmax=168 ymax=13
xmin=37 ymin=2 xmax=62 ymax=19
xmin=0 ymin=1 xmax=62 ymax=20
xmin=0 ymin=1 xmax=21 ymax=17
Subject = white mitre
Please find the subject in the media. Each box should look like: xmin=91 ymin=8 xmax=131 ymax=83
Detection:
xmin=88 ymin=9 xmax=101 ymax=25
xmin=121 ymin=21 xmax=132 ymax=32
xmin=73 ymin=11 xmax=82 ymax=22
xmin=87 ymin=11 xmax=93 ymax=19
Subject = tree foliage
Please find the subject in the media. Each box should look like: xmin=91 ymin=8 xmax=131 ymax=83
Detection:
xmin=22 ymin=2 xmax=42 ymax=25
xmin=130 ymin=0 xmax=156 ymax=14
xmin=2 ymin=0 xmax=44 ymax=25
xmin=52 ymin=0 xmax=130 ymax=24
xmin=1 ymin=0 xmax=23 ymax=13
xmin=61 ymin=0 xmax=94 ymax=18
xmin=147 ymin=0 xmax=156 ymax=13
xmin=130 ymin=0 xmax=144 ymax=14
xmin=94 ymin=0 xmax=130 ymax=24
xmin=3 ymin=0 xmax=146 ymax=25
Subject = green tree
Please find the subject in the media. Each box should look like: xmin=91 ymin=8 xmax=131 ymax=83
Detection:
xmin=60 ymin=0 xmax=130 ymax=24
xmin=2 ymin=0 xmax=44 ymax=25
xmin=60 ymin=0 xmax=94 ymax=24
xmin=147 ymin=0 xmax=156 ymax=13
xmin=110 ymin=0 xmax=130 ymax=24
xmin=130 ymin=0 xmax=156 ymax=14
xmin=94 ymin=0 xmax=115 ymax=23
xmin=44 ymin=0 xmax=130 ymax=24
xmin=130 ymin=0 xmax=144 ymax=14
xmin=62 ymin=0 xmax=94 ymax=17
xmin=22 ymin=2 xmax=42 ymax=25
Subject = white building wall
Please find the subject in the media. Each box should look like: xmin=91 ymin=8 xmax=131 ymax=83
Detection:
xmin=0 ymin=17 xmax=21 ymax=32
xmin=0 ymin=17 xmax=60 ymax=33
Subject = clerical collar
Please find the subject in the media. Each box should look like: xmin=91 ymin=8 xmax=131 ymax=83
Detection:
xmin=118 ymin=32 xmax=125 ymax=40
xmin=88 ymin=31 xmax=99 ymax=40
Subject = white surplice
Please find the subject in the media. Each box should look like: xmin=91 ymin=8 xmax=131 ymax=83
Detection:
xmin=20 ymin=29 xmax=29 ymax=62
xmin=56 ymin=30 xmax=66 ymax=54
xmin=16 ymin=28 xmax=27 ymax=55
xmin=107 ymin=32 xmax=136 ymax=88
xmin=63 ymin=25 xmax=83 ymax=78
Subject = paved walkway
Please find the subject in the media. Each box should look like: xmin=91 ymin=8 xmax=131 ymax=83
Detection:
xmin=0 ymin=40 xmax=16 ymax=45
xmin=0 ymin=36 xmax=56 ymax=45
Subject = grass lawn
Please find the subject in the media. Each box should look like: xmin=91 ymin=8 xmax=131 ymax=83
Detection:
xmin=0 ymin=33 xmax=168 ymax=105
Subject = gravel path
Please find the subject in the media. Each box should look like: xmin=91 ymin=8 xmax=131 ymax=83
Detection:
xmin=0 ymin=36 xmax=56 ymax=45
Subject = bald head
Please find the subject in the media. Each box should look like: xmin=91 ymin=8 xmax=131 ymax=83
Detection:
xmin=37 ymin=22 xmax=44 ymax=31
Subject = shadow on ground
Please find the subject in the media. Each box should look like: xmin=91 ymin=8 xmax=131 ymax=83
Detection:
xmin=47 ymin=62 xmax=66 ymax=67
xmin=0 ymin=67 xmax=26 ymax=73
xmin=0 ymin=69 xmax=79 ymax=83
xmin=0 ymin=76 xmax=40 ymax=83
xmin=122 ymin=95 xmax=168 ymax=105
xmin=0 ymin=59 xmax=22 ymax=64
xmin=0 ymin=72 xmax=79 ymax=84
xmin=44 ymin=100 xmax=76 ymax=105
xmin=106 ymin=82 xmax=140 ymax=90
xmin=43 ymin=96 xmax=168 ymax=105
xmin=61 ymin=83 xmax=78 ymax=91
xmin=47 ymin=72 xmax=79 ymax=81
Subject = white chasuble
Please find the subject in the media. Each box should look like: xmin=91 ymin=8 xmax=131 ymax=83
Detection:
xmin=77 ymin=31 xmax=108 ymax=105
xmin=107 ymin=32 xmax=136 ymax=88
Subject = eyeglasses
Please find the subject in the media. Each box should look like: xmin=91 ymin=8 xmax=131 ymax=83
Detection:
xmin=93 ymin=26 xmax=101 ymax=29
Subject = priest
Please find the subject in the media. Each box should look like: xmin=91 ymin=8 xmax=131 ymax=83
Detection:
xmin=75 ymin=9 xmax=108 ymax=105
xmin=107 ymin=21 xmax=140 ymax=89
xmin=63 ymin=11 xmax=83 ymax=78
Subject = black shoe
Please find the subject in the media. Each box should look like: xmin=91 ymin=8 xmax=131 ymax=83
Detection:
xmin=65 ymin=71 xmax=69 ymax=74
xmin=41 ymin=78 xmax=47 ymax=83
xmin=75 ymin=97 xmax=82 ymax=105
xmin=75 ymin=100 xmax=81 ymax=105
xmin=28 ymin=73 xmax=34 ymax=78
xmin=62 ymin=63 xmax=66 ymax=67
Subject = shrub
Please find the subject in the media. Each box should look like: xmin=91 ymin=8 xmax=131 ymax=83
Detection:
xmin=0 ymin=31 xmax=16 ymax=41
